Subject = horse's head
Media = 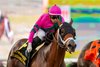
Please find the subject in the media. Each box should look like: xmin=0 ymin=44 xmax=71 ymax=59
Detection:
xmin=57 ymin=22 xmax=76 ymax=53
xmin=87 ymin=40 xmax=100 ymax=59
xmin=84 ymin=40 xmax=100 ymax=67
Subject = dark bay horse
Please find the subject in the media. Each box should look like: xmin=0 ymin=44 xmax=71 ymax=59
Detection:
xmin=0 ymin=16 xmax=14 ymax=43
xmin=77 ymin=40 xmax=100 ymax=67
xmin=7 ymin=22 xmax=76 ymax=67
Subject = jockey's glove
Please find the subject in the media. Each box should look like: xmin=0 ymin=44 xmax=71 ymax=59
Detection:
xmin=27 ymin=43 xmax=32 ymax=52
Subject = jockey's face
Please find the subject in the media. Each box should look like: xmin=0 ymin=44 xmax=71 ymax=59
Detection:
xmin=50 ymin=15 xmax=60 ymax=23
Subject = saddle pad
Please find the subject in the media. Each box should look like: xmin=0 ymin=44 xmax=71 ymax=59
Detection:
xmin=11 ymin=42 xmax=28 ymax=65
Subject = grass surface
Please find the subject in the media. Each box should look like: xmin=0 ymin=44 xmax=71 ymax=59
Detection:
xmin=65 ymin=50 xmax=80 ymax=58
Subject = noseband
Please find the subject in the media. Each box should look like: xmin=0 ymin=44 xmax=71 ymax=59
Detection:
xmin=57 ymin=27 xmax=74 ymax=48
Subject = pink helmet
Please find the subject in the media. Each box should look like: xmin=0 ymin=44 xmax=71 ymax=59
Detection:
xmin=49 ymin=5 xmax=61 ymax=15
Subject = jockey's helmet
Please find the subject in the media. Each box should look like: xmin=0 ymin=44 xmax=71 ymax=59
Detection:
xmin=49 ymin=5 xmax=61 ymax=15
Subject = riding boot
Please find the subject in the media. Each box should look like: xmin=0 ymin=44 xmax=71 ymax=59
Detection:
xmin=26 ymin=36 xmax=43 ymax=67
xmin=32 ymin=36 xmax=43 ymax=50
xmin=30 ymin=36 xmax=43 ymax=56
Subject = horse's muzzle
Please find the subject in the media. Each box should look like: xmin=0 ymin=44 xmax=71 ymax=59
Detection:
xmin=67 ymin=40 xmax=76 ymax=53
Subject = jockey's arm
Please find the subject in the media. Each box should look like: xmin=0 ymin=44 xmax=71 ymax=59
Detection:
xmin=28 ymin=14 xmax=44 ymax=43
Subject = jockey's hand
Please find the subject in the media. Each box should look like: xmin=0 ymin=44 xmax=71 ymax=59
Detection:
xmin=27 ymin=43 xmax=32 ymax=52
xmin=47 ymin=33 xmax=53 ymax=40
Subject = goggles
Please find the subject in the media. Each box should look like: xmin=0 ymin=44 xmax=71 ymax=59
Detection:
xmin=50 ymin=15 xmax=60 ymax=19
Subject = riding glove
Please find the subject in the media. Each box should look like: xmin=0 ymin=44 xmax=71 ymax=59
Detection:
xmin=27 ymin=43 xmax=32 ymax=52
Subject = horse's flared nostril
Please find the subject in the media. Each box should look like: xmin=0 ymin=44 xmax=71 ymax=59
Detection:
xmin=68 ymin=44 xmax=72 ymax=47
xmin=68 ymin=43 xmax=76 ymax=49
xmin=72 ymin=44 xmax=76 ymax=50
xmin=67 ymin=44 xmax=76 ymax=52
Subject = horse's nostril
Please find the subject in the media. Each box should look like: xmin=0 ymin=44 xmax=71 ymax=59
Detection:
xmin=75 ymin=44 xmax=76 ymax=48
xmin=68 ymin=44 xmax=72 ymax=47
xmin=68 ymin=44 xmax=76 ymax=48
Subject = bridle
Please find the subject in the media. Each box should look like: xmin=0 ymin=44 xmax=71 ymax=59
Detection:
xmin=45 ymin=23 xmax=76 ymax=50
xmin=54 ymin=24 xmax=75 ymax=49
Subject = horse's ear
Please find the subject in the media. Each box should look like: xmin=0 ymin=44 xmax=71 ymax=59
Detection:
xmin=69 ymin=18 xmax=73 ymax=26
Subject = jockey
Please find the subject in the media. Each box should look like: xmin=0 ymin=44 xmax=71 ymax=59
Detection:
xmin=27 ymin=4 xmax=65 ymax=53
xmin=0 ymin=10 xmax=14 ymax=43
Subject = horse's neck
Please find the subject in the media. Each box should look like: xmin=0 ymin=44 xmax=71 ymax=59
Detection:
xmin=47 ymin=40 xmax=65 ymax=67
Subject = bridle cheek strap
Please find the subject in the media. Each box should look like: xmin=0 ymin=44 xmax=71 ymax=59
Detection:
xmin=57 ymin=29 xmax=74 ymax=48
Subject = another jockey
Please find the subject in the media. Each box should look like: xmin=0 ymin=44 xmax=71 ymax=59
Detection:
xmin=26 ymin=4 xmax=65 ymax=53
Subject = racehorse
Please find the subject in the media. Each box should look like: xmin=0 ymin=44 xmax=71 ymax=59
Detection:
xmin=0 ymin=16 xmax=14 ymax=44
xmin=7 ymin=22 xmax=76 ymax=67
xmin=77 ymin=40 xmax=100 ymax=67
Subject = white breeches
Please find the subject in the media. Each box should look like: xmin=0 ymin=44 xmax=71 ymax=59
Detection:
xmin=34 ymin=29 xmax=46 ymax=40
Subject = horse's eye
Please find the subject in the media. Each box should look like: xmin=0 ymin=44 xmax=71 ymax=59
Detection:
xmin=61 ymin=29 xmax=65 ymax=35
xmin=92 ymin=46 xmax=96 ymax=49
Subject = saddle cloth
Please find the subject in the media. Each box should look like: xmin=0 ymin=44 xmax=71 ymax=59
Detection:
xmin=11 ymin=42 xmax=28 ymax=65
